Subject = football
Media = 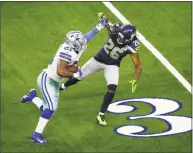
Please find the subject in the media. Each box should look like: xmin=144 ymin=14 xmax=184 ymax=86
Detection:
xmin=66 ymin=65 xmax=78 ymax=73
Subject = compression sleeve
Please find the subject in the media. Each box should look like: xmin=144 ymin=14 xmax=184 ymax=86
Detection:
xmin=84 ymin=28 xmax=100 ymax=43
xmin=84 ymin=23 xmax=104 ymax=43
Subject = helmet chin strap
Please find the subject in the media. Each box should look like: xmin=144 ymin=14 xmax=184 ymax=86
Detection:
xmin=73 ymin=46 xmax=80 ymax=53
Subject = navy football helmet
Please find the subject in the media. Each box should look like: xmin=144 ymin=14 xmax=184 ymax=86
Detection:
xmin=117 ymin=24 xmax=137 ymax=44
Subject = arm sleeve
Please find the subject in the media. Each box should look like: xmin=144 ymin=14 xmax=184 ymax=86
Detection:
xmin=59 ymin=52 xmax=72 ymax=63
xmin=84 ymin=27 xmax=100 ymax=43
xmin=58 ymin=45 xmax=73 ymax=63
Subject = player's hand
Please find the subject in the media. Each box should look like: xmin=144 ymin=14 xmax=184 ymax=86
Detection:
xmin=97 ymin=12 xmax=107 ymax=20
xmin=129 ymin=80 xmax=137 ymax=93
xmin=99 ymin=18 xmax=109 ymax=27
xmin=73 ymin=69 xmax=82 ymax=78
xmin=97 ymin=12 xmax=109 ymax=28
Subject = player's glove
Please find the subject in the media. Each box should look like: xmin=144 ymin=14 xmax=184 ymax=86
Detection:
xmin=73 ymin=69 xmax=82 ymax=79
xmin=129 ymin=80 xmax=137 ymax=93
xmin=99 ymin=18 xmax=109 ymax=27
xmin=97 ymin=12 xmax=107 ymax=20
xmin=96 ymin=12 xmax=109 ymax=30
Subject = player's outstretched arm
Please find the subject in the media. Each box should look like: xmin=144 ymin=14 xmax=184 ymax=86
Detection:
xmin=84 ymin=13 xmax=109 ymax=43
xmin=129 ymin=53 xmax=142 ymax=93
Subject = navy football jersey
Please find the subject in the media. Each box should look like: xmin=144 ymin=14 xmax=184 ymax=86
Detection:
xmin=94 ymin=38 xmax=140 ymax=67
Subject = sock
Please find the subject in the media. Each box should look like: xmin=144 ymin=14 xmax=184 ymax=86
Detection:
xmin=32 ymin=97 xmax=43 ymax=112
xmin=35 ymin=109 xmax=54 ymax=134
xmin=35 ymin=117 xmax=49 ymax=134
xmin=100 ymin=92 xmax=115 ymax=113
xmin=64 ymin=78 xmax=80 ymax=87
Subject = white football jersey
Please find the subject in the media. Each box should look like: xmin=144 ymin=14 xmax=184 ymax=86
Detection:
xmin=44 ymin=42 xmax=83 ymax=82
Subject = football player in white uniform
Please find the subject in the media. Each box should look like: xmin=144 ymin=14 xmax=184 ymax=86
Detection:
xmin=21 ymin=15 xmax=109 ymax=144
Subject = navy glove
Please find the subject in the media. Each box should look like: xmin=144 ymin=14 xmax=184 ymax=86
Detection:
xmin=96 ymin=12 xmax=109 ymax=30
xmin=99 ymin=18 xmax=109 ymax=27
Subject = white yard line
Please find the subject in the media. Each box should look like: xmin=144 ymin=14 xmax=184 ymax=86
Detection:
xmin=103 ymin=2 xmax=192 ymax=94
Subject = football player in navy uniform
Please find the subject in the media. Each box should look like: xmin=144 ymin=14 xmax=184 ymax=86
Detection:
xmin=60 ymin=20 xmax=142 ymax=126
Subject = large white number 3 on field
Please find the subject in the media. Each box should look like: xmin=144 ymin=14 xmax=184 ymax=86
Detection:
xmin=107 ymin=98 xmax=192 ymax=137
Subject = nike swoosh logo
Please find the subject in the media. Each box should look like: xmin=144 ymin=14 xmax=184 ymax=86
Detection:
xmin=37 ymin=138 xmax=44 ymax=143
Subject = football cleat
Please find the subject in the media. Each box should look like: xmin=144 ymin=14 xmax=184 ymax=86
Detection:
xmin=96 ymin=115 xmax=107 ymax=126
xmin=31 ymin=132 xmax=48 ymax=144
xmin=21 ymin=89 xmax=37 ymax=103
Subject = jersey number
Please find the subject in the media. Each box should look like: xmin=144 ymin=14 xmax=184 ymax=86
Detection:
xmin=104 ymin=39 xmax=123 ymax=60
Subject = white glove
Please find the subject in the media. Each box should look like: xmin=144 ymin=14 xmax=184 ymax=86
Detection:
xmin=73 ymin=69 xmax=82 ymax=78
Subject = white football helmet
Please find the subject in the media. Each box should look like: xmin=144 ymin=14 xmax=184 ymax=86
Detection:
xmin=65 ymin=30 xmax=87 ymax=53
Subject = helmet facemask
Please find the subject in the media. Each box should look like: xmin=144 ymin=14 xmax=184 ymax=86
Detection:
xmin=117 ymin=32 xmax=129 ymax=44
xmin=73 ymin=37 xmax=86 ymax=52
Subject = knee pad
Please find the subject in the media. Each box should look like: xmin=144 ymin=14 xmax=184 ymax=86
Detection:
xmin=108 ymin=84 xmax=117 ymax=92
xmin=41 ymin=108 xmax=54 ymax=119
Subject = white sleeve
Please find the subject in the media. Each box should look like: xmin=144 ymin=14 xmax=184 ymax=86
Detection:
xmin=58 ymin=45 xmax=73 ymax=63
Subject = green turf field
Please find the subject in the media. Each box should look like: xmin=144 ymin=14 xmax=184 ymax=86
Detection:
xmin=1 ymin=2 xmax=192 ymax=153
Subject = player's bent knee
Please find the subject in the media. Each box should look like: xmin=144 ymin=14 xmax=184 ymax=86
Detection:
xmin=41 ymin=108 xmax=55 ymax=119
xmin=107 ymin=84 xmax=117 ymax=93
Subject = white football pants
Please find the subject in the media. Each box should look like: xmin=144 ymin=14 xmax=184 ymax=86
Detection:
xmin=37 ymin=71 xmax=60 ymax=111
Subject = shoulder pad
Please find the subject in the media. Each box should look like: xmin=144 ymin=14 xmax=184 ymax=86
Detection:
xmin=62 ymin=43 xmax=72 ymax=51
xmin=64 ymin=46 xmax=71 ymax=51
xmin=124 ymin=40 xmax=140 ymax=54
xmin=131 ymin=40 xmax=140 ymax=47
